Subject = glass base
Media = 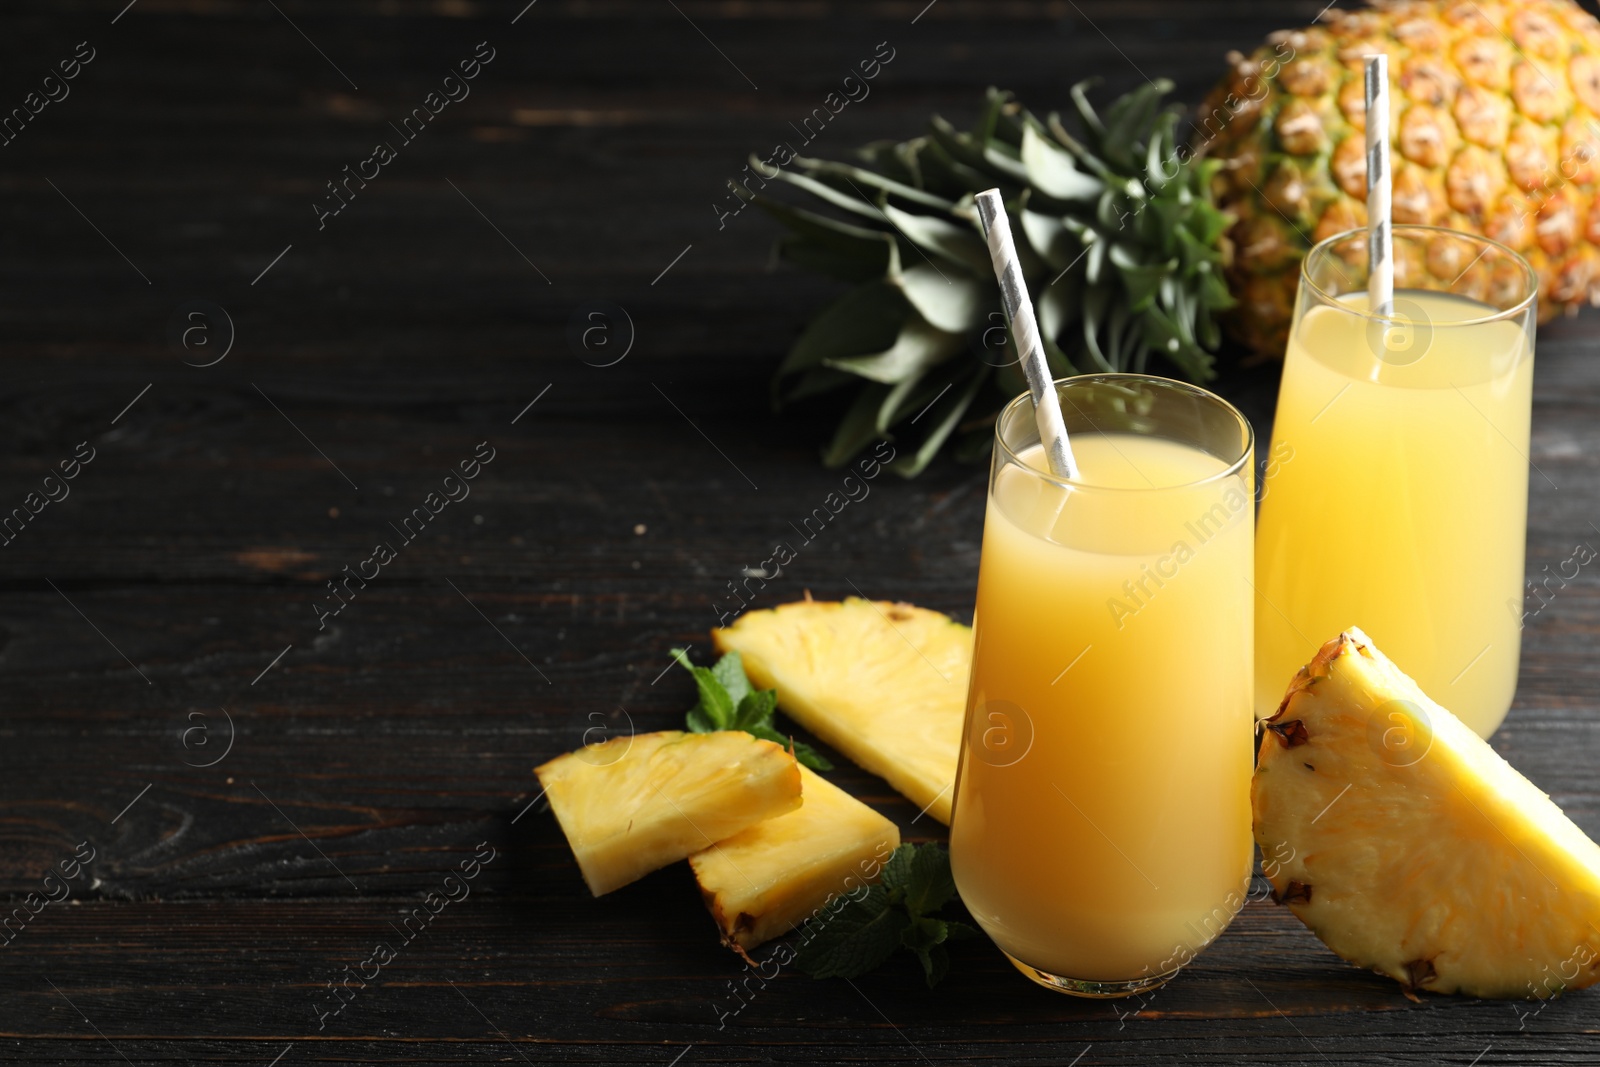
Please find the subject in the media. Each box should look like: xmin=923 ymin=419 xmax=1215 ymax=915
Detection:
xmin=1004 ymin=952 xmax=1178 ymax=999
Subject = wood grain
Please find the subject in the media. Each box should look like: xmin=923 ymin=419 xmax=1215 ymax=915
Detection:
xmin=1 ymin=0 xmax=1599 ymax=1063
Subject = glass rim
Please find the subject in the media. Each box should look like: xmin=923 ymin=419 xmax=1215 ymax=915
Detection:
xmin=1301 ymin=224 xmax=1539 ymax=328
xmin=994 ymin=373 xmax=1255 ymax=495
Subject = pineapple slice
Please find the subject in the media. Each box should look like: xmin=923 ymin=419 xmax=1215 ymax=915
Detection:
xmin=714 ymin=598 xmax=970 ymax=824
xmin=689 ymin=764 xmax=900 ymax=952
xmin=535 ymin=730 xmax=801 ymax=896
xmin=1255 ymin=628 xmax=1600 ymax=999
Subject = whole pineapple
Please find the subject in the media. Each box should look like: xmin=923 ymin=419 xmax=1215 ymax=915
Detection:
xmin=1202 ymin=0 xmax=1600 ymax=356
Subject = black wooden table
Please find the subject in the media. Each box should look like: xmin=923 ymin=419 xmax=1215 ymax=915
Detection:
xmin=4 ymin=1 xmax=1600 ymax=1063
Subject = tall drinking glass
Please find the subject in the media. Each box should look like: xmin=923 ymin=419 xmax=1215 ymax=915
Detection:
xmin=1253 ymin=226 xmax=1537 ymax=737
xmin=950 ymin=374 xmax=1256 ymax=998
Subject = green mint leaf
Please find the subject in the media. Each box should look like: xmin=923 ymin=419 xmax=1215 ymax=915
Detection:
xmin=901 ymin=917 xmax=958 ymax=988
xmin=710 ymin=651 xmax=753 ymax=707
xmin=795 ymin=885 xmax=911 ymax=979
xmin=673 ymin=647 xmax=734 ymax=729
xmin=918 ymin=942 xmax=952 ymax=987
xmin=900 ymin=915 xmax=950 ymax=952
xmin=898 ymin=843 xmax=959 ymax=917
xmin=746 ymin=722 xmax=834 ymax=772
xmin=790 ymin=740 xmax=834 ymax=772
xmin=878 ymin=844 xmax=916 ymax=907
xmin=685 ymin=707 xmax=717 ymax=734
xmin=732 ymin=689 xmax=778 ymax=732
xmin=745 ymin=722 xmax=789 ymax=751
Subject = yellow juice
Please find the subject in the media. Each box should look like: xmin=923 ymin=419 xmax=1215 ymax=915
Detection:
xmin=1254 ymin=290 xmax=1533 ymax=735
xmin=950 ymin=433 xmax=1255 ymax=984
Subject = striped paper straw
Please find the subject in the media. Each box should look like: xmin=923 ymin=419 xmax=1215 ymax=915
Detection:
xmin=974 ymin=189 xmax=1079 ymax=480
xmin=1365 ymin=54 xmax=1394 ymax=318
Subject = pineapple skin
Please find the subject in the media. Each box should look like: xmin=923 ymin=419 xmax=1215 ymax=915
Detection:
xmin=534 ymin=730 xmax=802 ymax=897
xmin=1255 ymin=629 xmax=1600 ymax=999
xmin=1201 ymin=0 xmax=1600 ymax=357
xmin=713 ymin=598 xmax=971 ymax=824
xmin=689 ymin=765 xmax=900 ymax=952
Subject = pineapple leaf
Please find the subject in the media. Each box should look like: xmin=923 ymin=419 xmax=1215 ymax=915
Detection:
xmin=751 ymin=196 xmax=897 ymax=268
xmin=1145 ymin=110 xmax=1180 ymax=191
xmin=893 ymin=263 xmax=988 ymax=334
xmin=822 ymin=383 xmax=893 ymax=468
xmin=1020 ymin=123 xmax=1103 ymax=201
xmin=757 ymin=81 xmax=1228 ymax=475
xmin=756 ymin=160 xmax=890 ymax=225
xmin=886 ymin=364 xmax=989 ymax=478
xmin=789 ymin=155 xmax=957 ymax=212
xmin=876 ymin=371 xmax=946 ymax=436
xmin=1069 ymin=79 xmax=1107 ymax=140
xmin=1102 ymin=79 xmax=1173 ymax=171
xmin=779 ymin=281 xmax=908 ymax=381
xmin=1020 ymin=205 xmax=1079 ymax=269
xmin=928 ymin=113 xmax=999 ymax=180
xmin=1111 ymin=245 xmax=1177 ymax=312
xmin=922 ymin=139 xmax=998 ymax=195
xmin=879 ymin=202 xmax=990 ymax=274
xmin=856 ymin=138 xmax=921 ymax=185
xmin=824 ymin=313 xmax=965 ymax=385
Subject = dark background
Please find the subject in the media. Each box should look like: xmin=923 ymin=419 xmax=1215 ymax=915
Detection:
xmin=2 ymin=0 xmax=1599 ymax=1063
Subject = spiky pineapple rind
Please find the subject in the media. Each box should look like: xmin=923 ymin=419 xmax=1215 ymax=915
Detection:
xmin=1202 ymin=0 xmax=1600 ymax=358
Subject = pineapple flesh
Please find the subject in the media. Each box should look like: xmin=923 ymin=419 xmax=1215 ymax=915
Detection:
xmin=690 ymin=765 xmax=900 ymax=952
xmin=1255 ymin=628 xmax=1600 ymax=999
xmin=535 ymin=730 xmax=801 ymax=897
xmin=1203 ymin=0 xmax=1600 ymax=356
xmin=714 ymin=598 xmax=970 ymax=824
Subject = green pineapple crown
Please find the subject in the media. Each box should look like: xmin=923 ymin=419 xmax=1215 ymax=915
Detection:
xmin=747 ymin=81 xmax=1235 ymax=477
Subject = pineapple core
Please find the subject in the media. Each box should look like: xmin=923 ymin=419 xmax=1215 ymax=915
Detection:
xmin=1255 ymin=628 xmax=1600 ymax=999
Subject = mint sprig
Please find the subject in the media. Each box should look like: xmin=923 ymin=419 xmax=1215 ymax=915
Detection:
xmin=795 ymin=843 xmax=977 ymax=987
xmin=672 ymin=648 xmax=832 ymax=772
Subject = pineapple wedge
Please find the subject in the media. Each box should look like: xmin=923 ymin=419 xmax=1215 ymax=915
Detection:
xmin=689 ymin=764 xmax=900 ymax=952
xmin=535 ymin=730 xmax=801 ymax=896
xmin=714 ymin=598 xmax=970 ymax=824
xmin=1255 ymin=628 xmax=1600 ymax=999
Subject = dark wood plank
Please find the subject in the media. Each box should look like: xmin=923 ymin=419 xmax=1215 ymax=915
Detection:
xmin=2 ymin=0 xmax=1600 ymax=1062
xmin=4 ymin=895 xmax=1595 ymax=1065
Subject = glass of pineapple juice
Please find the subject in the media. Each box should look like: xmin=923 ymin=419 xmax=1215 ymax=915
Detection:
xmin=950 ymin=374 xmax=1256 ymax=997
xmin=1254 ymin=226 xmax=1538 ymax=737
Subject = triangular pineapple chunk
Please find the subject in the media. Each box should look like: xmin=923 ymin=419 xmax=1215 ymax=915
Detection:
xmin=535 ymin=730 xmax=801 ymax=897
xmin=714 ymin=598 xmax=969 ymax=824
xmin=1255 ymin=628 xmax=1600 ymax=999
xmin=689 ymin=764 xmax=900 ymax=952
